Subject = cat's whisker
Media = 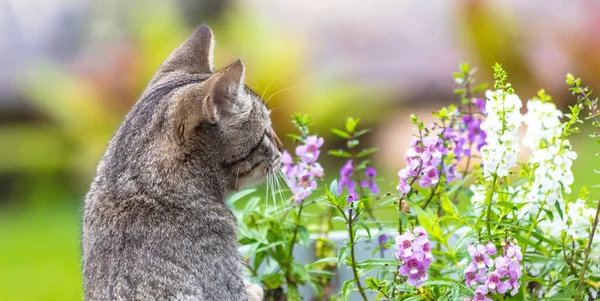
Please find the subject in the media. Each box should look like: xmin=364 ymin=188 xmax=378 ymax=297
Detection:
xmin=270 ymin=173 xmax=282 ymax=230
xmin=264 ymin=86 xmax=297 ymax=106
xmin=264 ymin=173 xmax=270 ymax=216
xmin=274 ymin=174 xmax=290 ymax=222
xmin=278 ymin=169 xmax=293 ymax=190
xmin=235 ymin=170 xmax=240 ymax=191
xmin=261 ymin=73 xmax=283 ymax=100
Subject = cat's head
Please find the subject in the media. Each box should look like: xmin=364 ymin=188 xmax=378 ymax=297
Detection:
xmin=106 ymin=25 xmax=283 ymax=197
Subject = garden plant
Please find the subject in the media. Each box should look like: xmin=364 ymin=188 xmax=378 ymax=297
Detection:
xmin=231 ymin=63 xmax=600 ymax=300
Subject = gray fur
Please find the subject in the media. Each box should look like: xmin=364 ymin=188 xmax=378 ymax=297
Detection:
xmin=82 ymin=25 xmax=282 ymax=301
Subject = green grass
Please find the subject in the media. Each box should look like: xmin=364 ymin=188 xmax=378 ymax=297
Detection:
xmin=0 ymin=205 xmax=83 ymax=301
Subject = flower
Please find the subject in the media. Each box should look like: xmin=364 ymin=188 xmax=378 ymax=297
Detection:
xmin=479 ymin=89 xmax=523 ymax=177
xmin=281 ymin=135 xmax=325 ymax=204
xmin=397 ymin=127 xmax=459 ymax=195
xmin=520 ymin=99 xmax=577 ymax=214
xmin=360 ymin=167 xmax=379 ymax=195
xmin=395 ymin=227 xmax=433 ymax=288
xmin=464 ymin=264 xmax=487 ymax=287
xmin=338 ymin=160 xmax=358 ymax=201
xmin=377 ymin=233 xmax=389 ymax=251
xmin=472 ymin=285 xmax=493 ymax=301
xmin=295 ymin=135 xmax=324 ymax=163
xmin=464 ymin=241 xmax=523 ymax=300
xmin=445 ymin=98 xmax=488 ymax=160
xmin=468 ymin=244 xmax=494 ymax=270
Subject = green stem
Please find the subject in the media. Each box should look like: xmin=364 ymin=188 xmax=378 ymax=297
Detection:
xmin=520 ymin=199 xmax=546 ymax=298
xmin=575 ymin=199 xmax=600 ymax=301
xmin=345 ymin=205 xmax=369 ymax=301
xmin=284 ymin=202 xmax=304 ymax=290
xmin=486 ymin=174 xmax=498 ymax=238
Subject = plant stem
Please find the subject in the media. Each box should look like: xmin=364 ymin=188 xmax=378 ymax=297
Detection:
xmin=346 ymin=205 xmax=369 ymax=301
xmin=574 ymin=199 xmax=600 ymax=301
xmin=284 ymin=202 xmax=304 ymax=290
xmin=486 ymin=174 xmax=498 ymax=238
xmin=521 ymin=200 xmax=546 ymax=298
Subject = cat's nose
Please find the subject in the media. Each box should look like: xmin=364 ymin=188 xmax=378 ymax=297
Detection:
xmin=271 ymin=128 xmax=284 ymax=152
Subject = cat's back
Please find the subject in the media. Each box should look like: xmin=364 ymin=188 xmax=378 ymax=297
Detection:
xmin=82 ymin=192 xmax=242 ymax=300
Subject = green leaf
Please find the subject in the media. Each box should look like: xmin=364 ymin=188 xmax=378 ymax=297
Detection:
xmin=310 ymin=257 xmax=337 ymax=265
xmin=354 ymin=128 xmax=371 ymax=137
xmin=554 ymin=201 xmax=564 ymax=220
xmin=356 ymin=147 xmax=378 ymax=158
xmin=460 ymin=62 xmax=470 ymax=74
xmin=286 ymin=284 xmax=301 ymax=301
xmin=296 ymin=225 xmax=310 ymax=246
xmin=356 ymin=222 xmax=372 ymax=240
xmin=328 ymin=150 xmax=352 ymax=158
xmin=338 ymin=245 xmax=350 ymax=266
xmin=331 ymin=128 xmax=350 ymax=139
xmin=440 ymin=194 xmax=458 ymax=217
xmin=347 ymin=139 xmax=359 ymax=148
xmin=341 ymin=280 xmax=355 ymax=300
xmin=329 ymin=179 xmax=339 ymax=198
xmin=345 ymin=117 xmax=360 ymax=133
xmin=473 ymin=83 xmax=488 ymax=92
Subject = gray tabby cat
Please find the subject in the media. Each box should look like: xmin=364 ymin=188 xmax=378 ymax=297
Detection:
xmin=82 ymin=25 xmax=281 ymax=301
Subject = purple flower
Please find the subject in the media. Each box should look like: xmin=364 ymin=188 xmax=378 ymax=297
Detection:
xmin=472 ymin=285 xmax=493 ymax=301
xmin=395 ymin=227 xmax=433 ymax=288
xmin=485 ymin=242 xmax=496 ymax=255
xmin=464 ymin=241 xmax=523 ymax=300
xmin=295 ymin=135 xmax=324 ymax=163
xmin=282 ymin=136 xmax=325 ymax=204
xmin=338 ymin=160 xmax=358 ymax=201
xmin=397 ymin=127 xmax=459 ymax=195
xmin=464 ymin=264 xmax=487 ymax=287
xmin=399 ymin=259 xmax=429 ymax=287
xmin=377 ymin=233 xmax=389 ymax=251
xmin=360 ymin=167 xmax=379 ymax=195
xmin=468 ymin=244 xmax=494 ymax=270
xmin=486 ymin=272 xmax=509 ymax=294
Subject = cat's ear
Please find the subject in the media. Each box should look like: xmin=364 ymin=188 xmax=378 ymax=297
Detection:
xmin=171 ymin=61 xmax=245 ymax=137
xmin=202 ymin=60 xmax=246 ymax=123
xmin=153 ymin=25 xmax=214 ymax=81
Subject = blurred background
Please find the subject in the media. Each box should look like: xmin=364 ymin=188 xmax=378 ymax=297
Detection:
xmin=1 ymin=0 xmax=599 ymax=299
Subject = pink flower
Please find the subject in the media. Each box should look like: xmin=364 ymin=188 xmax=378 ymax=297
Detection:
xmin=282 ymin=136 xmax=325 ymax=203
xmin=464 ymin=264 xmax=487 ymax=287
xmin=295 ymin=135 xmax=324 ymax=163
xmin=395 ymin=227 xmax=433 ymax=288
xmin=468 ymin=244 xmax=494 ymax=270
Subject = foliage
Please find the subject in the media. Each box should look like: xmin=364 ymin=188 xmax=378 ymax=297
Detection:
xmin=236 ymin=63 xmax=600 ymax=300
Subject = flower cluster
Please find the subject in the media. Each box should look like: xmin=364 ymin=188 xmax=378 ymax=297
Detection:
xmin=395 ymin=227 xmax=433 ymax=288
xmin=338 ymin=161 xmax=379 ymax=201
xmin=522 ymin=99 xmax=576 ymax=211
xmin=465 ymin=242 xmax=523 ymax=300
xmin=539 ymin=199 xmax=599 ymax=240
xmin=479 ymin=90 xmax=523 ymax=177
xmin=445 ymin=98 xmax=487 ymax=160
xmin=397 ymin=132 xmax=459 ymax=194
xmin=282 ymin=135 xmax=324 ymax=204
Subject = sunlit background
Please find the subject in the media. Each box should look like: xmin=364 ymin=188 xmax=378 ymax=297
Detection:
xmin=1 ymin=0 xmax=599 ymax=300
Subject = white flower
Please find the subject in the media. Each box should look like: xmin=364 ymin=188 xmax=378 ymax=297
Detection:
xmin=523 ymin=100 xmax=563 ymax=150
xmin=565 ymin=199 xmax=597 ymax=239
xmin=480 ymin=90 xmax=523 ymax=178
xmin=521 ymin=99 xmax=577 ymax=210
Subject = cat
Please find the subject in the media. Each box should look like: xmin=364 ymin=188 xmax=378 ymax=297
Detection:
xmin=82 ymin=25 xmax=281 ymax=301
